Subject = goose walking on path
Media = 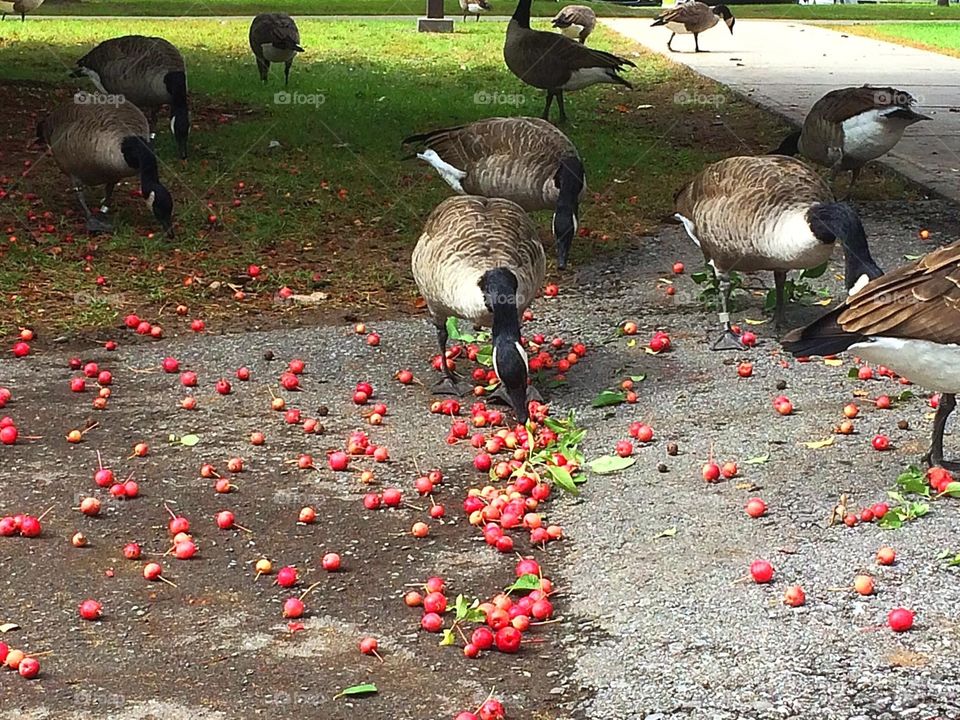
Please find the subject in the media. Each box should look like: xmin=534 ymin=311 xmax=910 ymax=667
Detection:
xmin=37 ymin=99 xmax=174 ymax=237
xmin=0 ymin=0 xmax=44 ymax=21
xmin=773 ymin=85 xmax=930 ymax=198
xmin=551 ymin=5 xmax=596 ymax=44
xmin=651 ymin=2 xmax=735 ymax=53
xmin=783 ymin=241 xmax=960 ymax=470
xmin=72 ymin=35 xmax=190 ymax=160
xmin=504 ymin=0 xmax=634 ymax=123
xmin=403 ymin=117 xmax=586 ymax=269
xmin=249 ymin=13 xmax=304 ymax=86
xmin=673 ymin=155 xmax=882 ymax=349
xmin=460 ymin=0 xmax=492 ymax=21
xmin=412 ymin=196 xmax=546 ymax=424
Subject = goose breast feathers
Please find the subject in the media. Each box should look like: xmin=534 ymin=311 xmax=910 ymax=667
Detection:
xmin=674 ymin=155 xmax=835 ymax=272
xmin=412 ymin=196 xmax=546 ymax=326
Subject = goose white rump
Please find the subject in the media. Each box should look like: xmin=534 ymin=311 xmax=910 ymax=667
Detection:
xmin=850 ymin=338 xmax=960 ymax=394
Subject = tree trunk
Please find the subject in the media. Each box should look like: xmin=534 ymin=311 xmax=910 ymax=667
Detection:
xmin=938 ymin=0 xmax=949 ymax=7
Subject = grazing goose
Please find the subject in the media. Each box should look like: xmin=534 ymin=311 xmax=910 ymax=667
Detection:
xmin=249 ymin=13 xmax=304 ymax=86
xmin=673 ymin=155 xmax=882 ymax=349
xmin=460 ymin=0 xmax=492 ymax=21
xmin=403 ymin=117 xmax=586 ymax=269
xmin=0 ymin=0 xmax=43 ymax=21
xmin=72 ymin=35 xmax=190 ymax=160
xmin=551 ymin=5 xmax=596 ymax=44
xmin=773 ymin=86 xmax=930 ymax=197
xmin=412 ymin=195 xmax=546 ymax=424
xmin=651 ymin=2 xmax=735 ymax=53
xmin=504 ymin=0 xmax=634 ymax=123
xmin=37 ymin=99 xmax=174 ymax=237
xmin=783 ymin=241 xmax=960 ymax=470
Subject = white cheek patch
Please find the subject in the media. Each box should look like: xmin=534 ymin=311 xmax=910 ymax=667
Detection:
xmin=675 ymin=213 xmax=700 ymax=248
xmin=492 ymin=345 xmax=501 ymax=383
xmin=848 ymin=273 xmax=871 ymax=297
xmin=145 ymin=191 xmax=156 ymax=211
xmin=170 ymin=116 xmax=177 ymax=134
xmin=515 ymin=341 xmax=529 ymax=370
xmin=417 ymin=150 xmax=467 ymax=194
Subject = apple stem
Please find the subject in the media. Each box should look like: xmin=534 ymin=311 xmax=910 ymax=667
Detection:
xmin=164 ymin=504 xmax=177 ymax=520
xmin=80 ymin=422 xmax=99 ymax=436
xmin=233 ymin=523 xmax=253 ymax=533
xmin=529 ymin=618 xmax=562 ymax=627
xmin=158 ymin=575 xmax=178 ymax=588
xmin=299 ymin=581 xmax=324 ymax=601
xmin=36 ymin=505 xmax=55 ymax=521
xmin=96 ymin=449 xmax=103 ymax=470
xmin=474 ymin=688 xmax=497 ymax=715
xmin=372 ymin=649 xmax=384 ymax=663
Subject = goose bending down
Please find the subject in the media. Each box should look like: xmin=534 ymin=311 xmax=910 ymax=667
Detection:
xmin=37 ymin=99 xmax=174 ymax=237
xmin=0 ymin=0 xmax=43 ymax=21
xmin=773 ymin=86 xmax=930 ymax=197
xmin=249 ymin=13 xmax=304 ymax=86
xmin=673 ymin=155 xmax=882 ymax=350
xmin=504 ymin=0 xmax=634 ymax=123
xmin=651 ymin=2 xmax=735 ymax=53
xmin=551 ymin=5 xmax=596 ymax=44
xmin=460 ymin=0 xmax=492 ymax=21
xmin=783 ymin=241 xmax=960 ymax=470
xmin=412 ymin=196 xmax=546 ymax=424
xmin=403 ymin=117 xmax=586 ymax=269
xmin=72 ymin=35 xmax=190 ymax=160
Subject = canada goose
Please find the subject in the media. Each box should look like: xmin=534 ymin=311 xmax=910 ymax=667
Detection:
xmin=0 ymin=0 xmax=43 ymax=21
xmin=651 ymin=2 xmax=735 ymax=53
xmin=249 ymin=13 xmax=304 ymax=86
xmin=37 ymin=99 xmax=174 ymax=237
xmin=773 ymin=86 xmax=930 ymax=197
xmin=460 ymin=0 xmax=492 ymax=21
xmin=412 ymin=195 xmax=546 ymax=424
xmin=783 ymin=241 xmax=960 ymax=470
xmin=551 ymin=5 xmax=596 ymax=44
xmin=403 ymin=117 xmax=586 ymax=269
xmin=72 ymin=35 xmax=190 ymax=160
xmin=504 ymin=0 xmax=634 ymax=123
xmin=673 ymin=155 xmax=882 ymax=349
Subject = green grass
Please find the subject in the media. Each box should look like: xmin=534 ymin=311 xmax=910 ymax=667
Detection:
xmin=831 ymin=20 xmax=960 ymax=57
xmin=29 ymin=0 xmax=960 ymax=20
xmin=0 ymin=17 xmax=898 ymax=334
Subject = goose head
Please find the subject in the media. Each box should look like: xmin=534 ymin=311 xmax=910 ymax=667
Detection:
xmin=712 ymin=4 xmax=735 ymax=33
xmin=807 ymin=202 xmax=883 ymax=292
xmin=144 ymin=181 xmax=175 ymax=238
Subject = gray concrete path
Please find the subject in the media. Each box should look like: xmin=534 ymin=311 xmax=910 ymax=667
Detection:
xmin=604 ymin=18 xmax=960 ymax=202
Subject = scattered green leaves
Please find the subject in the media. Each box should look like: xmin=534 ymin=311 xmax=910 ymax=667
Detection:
xmin=654 ymin=526 xmax=677 ymax=539
xmin=592 ymin=389 xmax=626 ymax=408
xmin=745 ymin=454 xmax=770 ymax=465
xmin=334 ymin=683 xmax=377 ymax=699
xmin=588 ymin=455 xmax=636 ymax=475
xmin=896 ymin=466 xmax=929 ymax=497
xmin=506 ymin=574 xmax=541 ymax=593
xmin=169 ymin=433 xmax=200 ymax=446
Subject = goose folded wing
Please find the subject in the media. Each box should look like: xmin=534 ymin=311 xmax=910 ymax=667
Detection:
xmin=838 ymin=244 xmax=960 ymax=343
xmin=652 ymin=4 xmax=704 ymax=26
xmin=552 ymin=38 xmax=635 ymax=70
xmin=818 ymin=86 xmax=915 ymax=123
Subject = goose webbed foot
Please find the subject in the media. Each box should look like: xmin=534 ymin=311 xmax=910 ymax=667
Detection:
xmin=711 ymin=328 xmax=745 ymax=351
xmin=433 ymin=375 xmax=470 ymax=396
xmin=488 ymin=382 xmax=510 ymax=406
xmin=85 ymin=214 xmax=112 ymax=235
xmin=526 ymin=385 xmax=543 ymax=404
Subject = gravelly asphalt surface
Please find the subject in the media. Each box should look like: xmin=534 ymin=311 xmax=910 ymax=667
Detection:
xmin=1 ymin=196 xmax=959 ymax=720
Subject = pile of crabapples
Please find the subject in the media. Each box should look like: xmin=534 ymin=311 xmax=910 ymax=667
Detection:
xmin=0 ymin=642 xmax=40 ymax=679
xmin=0 ymin=416 xmax=18 ymax=445
xmin=0 ymin=513 xmax=42 ymax=537
xmin=701 ymin=459 xmax=738 ymax=483
xmin=454 ymin=697 xmax=507 ymax=720
xmin=837 ymin=500 xmax=890 ymax=527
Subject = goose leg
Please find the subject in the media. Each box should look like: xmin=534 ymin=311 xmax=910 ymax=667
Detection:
xmin=773 ymin=270 xmax=787 ymax=329
xmin=924 ymin=393 xmax=959 ymax=471
xmin=73 ymin=182 xmax=111 ymax=234
xmin=694 ymin=33 xmax=701 ymax=52
xmin=667 ymin=32 xmax=675 ymax=51
xmin=99 ymin=183 xmax=116 ymax=215
xmin=555 ymin=91 xmax=567 ymax=123
xmin=433 ymin=322 xmax=470 ymax=395
xmin=844 ymin=167 xmax=863 ymax=201
xmin=256 ymin=57 xmax=269 ymax=83
xmin=283 ymin=60 xmax=293 ymax=87
xmin=542 ymin=91 xmax=555 ymax=122
xmin=148 ymin=108 xmax=159 ymax=145
xmin=711 ymin=271 xmax=745 ymax=351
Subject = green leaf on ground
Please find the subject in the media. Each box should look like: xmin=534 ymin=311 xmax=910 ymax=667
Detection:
xmin=546 ymin=464 xmax=579 ymax=495
xmin=654 ymin=527 xmax=677 ymax=538
xmin=745 ymin=454 xmax=770 ymax=465
xmin=506 ymin=574 xmax=541 ymax=593
xmin=941 ymin=482 xmax=960 ymax=498
xmin=897 ymin=466 xmax=929 ymax=496
xmin=439 ymin=628 xmax=456 ymax=646
xmin=334 ymin=684 xmax=377 ymax=699
xmin=592 ymin=389 xmax=626 ymax=407
xmin=588 ymin=455 xmax=636 ymax=474
xmin=180 ymin=434 xmax=200 ymax=447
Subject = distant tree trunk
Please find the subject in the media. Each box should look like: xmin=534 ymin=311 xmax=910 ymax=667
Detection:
xmin=938 ymin=0 xmax=949 ymax=7
xmin=427 ymin=0 xmax=444 ymax=18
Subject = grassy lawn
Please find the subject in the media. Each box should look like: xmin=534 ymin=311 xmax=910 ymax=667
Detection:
xmin=832 ymin=20 xmax=960 ymax=57
xmin=29 ymin=0 xmax=960 ymax=20
xmin=0 ymin=17 xmax=903 ymax=336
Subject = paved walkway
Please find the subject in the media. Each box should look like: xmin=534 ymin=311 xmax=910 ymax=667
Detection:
xmin=604 ymin=18 xmax=960 ymax=202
